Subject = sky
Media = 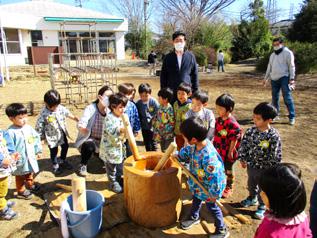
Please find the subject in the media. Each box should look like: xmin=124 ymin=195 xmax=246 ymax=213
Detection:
xmin=0 ymin=0 xmax=305 ymax=27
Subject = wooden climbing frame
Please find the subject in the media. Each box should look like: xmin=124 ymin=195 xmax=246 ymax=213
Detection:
xmin=48 ymin=52 xmax=117 ymax=106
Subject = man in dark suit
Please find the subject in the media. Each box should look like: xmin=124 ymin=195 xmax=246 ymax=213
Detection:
xmin=160 ymin=31 xmax=198 ymax=101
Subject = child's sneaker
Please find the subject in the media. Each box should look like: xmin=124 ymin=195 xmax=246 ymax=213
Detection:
xmin=0 ymin=207 xmax=18 ymax=220
xmin=110 ymin=182 xmax=122 ymax=193
xmin=240 ymin=196 xmax=259 ymax=207
xmin=254 ymin=205 xmax=266 ymax=220
xmin=222 ymin=187 xmax=233 ymax=198
xmin=6 ymin=200 xmax=15 ymax=208
xmin=180 ymin=216 xmax=200 ymax=230
xmin=53 ymin=164 xmax=62 ymax=175
xmin=17 ymin=189 xmax=33 ymax=200
xmin=60 ymin=160 xmax=73 ymax=170
xmin=209 ymin=226 xmax=230 ymax=238
xmin=78 ymin=164 xmax=88 ymax=177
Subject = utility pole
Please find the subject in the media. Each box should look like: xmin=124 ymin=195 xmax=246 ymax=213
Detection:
xmin=144 ymin=0 xmax=149 ymax=58
xmin=289 ymin=3 xmax=294 ymax=20
xmin=266 ymin=0 xmax=277 ymax=24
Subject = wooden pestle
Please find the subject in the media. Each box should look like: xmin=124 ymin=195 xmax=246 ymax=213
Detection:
xmin=121 ymin=114 xmax=141 ymax=161
xmin=153 ymin=142 xmax=177 ymax=171
xmin=172 ymin=157 xmax=251 ymax=224
xmin=71 ymin=176 xmax=87 ymax=212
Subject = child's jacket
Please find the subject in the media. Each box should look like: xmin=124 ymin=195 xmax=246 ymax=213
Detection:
xmin=36 ymin=105 xmax=70 ymax=148
xmin=7 ymin=125 xmax=42 ymax=175
xmin=136 ymin=98 xmax=159 ymax=131
xmin=186 ymin=108 xmax=215 ymax=140
xmin=213 ymin=116 xmax=242 ymax=163
xmin=152 ymin=103 xmax=175 ymax=142
xmin=99 ymin=112 xmax=126 ymax=164
xmin=254 ymin=211 xmax=312 ymax=238
xmin=173 ymin=99 xmax=191 ymax=135
xmin=238 ymin=126 xmax=282 ymax=169
xmin=178 ymin=140 xmax=226 ymax=202
xmin=125 ymin=100 xmax=141 ymax=133
xmin=0 ymin=130 xmax=16 ymax=178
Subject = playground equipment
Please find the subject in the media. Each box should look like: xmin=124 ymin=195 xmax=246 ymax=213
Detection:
xmin=48 ymin=52 xmax=117 ymax=105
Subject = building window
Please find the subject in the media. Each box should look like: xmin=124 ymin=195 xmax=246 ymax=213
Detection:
xmin=99 ymin=32 xmax=114 ymax=38
xmin=31 ymin=30 xmax=43 ymax=46
xmin=0 ymin=28 xmax=21 ymax=54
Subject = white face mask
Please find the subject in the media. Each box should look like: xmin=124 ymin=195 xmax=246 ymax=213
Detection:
xmin=102 ymin=96 xmax=109 ymax=107
xmin=174 ymin=42 xmax=185 ymax=51
xmin=273 ymin=45 xmax=282 ymax=51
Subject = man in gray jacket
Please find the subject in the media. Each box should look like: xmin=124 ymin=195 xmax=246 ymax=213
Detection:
xmin=264 ymin=37 xmax=296 ymax=125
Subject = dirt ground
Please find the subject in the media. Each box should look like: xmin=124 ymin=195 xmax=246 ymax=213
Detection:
xmin=0 ymin=61 xmax=316 ymax=238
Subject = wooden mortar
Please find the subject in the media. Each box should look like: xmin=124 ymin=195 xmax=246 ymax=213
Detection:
xmin=123 ymin=152 xmax=182 ymax=228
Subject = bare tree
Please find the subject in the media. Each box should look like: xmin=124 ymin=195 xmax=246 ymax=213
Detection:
xmin=160 ymin=0 xmax=236 ymax=44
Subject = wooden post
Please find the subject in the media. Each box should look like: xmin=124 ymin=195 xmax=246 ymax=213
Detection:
xmin=121 ymin=114 xmax=141 ymax=161
xmin=153 ymin=142 xmax=177 ymax=171
xmin=71 ymin=176 xmax=87 ymax=212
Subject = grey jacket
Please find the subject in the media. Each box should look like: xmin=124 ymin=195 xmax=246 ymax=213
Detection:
xmin=265 ymin=47 xmax=295 ymax=81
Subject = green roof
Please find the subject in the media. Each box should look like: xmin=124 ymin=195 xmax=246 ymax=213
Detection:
xmin=44 ymin=17 xmax=124 ymax=23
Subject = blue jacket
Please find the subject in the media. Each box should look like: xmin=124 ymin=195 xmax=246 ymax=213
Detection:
xmin=136 ymin=97 xmax=159 ymax=131
xmin=160 ymin=50 xmax=199 ymax=93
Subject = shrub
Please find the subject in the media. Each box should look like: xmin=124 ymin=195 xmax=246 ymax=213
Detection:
xmin=192 ymin=46 xmax=208 ymax=67
xmin=256 ymin=42 xmax=317 ymax=74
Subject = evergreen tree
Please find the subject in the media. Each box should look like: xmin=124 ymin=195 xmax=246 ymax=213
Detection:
xmin=231 ymin=0 xmax=271 ymax=61
xmin=288 ymin=0 xmax=317 ymax=43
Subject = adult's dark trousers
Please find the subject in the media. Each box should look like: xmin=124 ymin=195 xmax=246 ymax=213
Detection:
xmin=141 ymin=129 xmax=157 ymax=151
xmin=80 ymin=140 xmax=97 ymax=165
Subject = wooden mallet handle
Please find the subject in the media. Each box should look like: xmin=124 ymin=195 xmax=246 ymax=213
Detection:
xmin=121 ymin=114 xmax=141 ymax=161
xmin=171 ymin=156 xmax=229 ymax=215
xmin=153 ymin=142 xmax=177 ymax=171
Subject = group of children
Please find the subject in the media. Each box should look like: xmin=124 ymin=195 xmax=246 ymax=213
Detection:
xmin=0 ymin=82 xmax=314 ymax=238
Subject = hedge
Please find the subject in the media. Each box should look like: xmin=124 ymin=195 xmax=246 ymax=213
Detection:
xmin=256 ymin=42 xmax=317 ymax=74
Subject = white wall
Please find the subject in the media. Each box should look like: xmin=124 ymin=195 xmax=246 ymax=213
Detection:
xmin=42 ymin=30 xmax=59 ymax=46
xmin=115 ymin=31 xmax=125 ymax=60
xmin=1 ymin=29 xmax=30 ymax=66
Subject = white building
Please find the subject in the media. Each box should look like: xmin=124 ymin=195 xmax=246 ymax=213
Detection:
xmin=0 ymin=0 xmax=128 ymax=66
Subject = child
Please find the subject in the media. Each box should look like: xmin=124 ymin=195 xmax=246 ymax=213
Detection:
xmin=6 ymin=103 xmax=42 ymax=200
xmin=238 ymin=102 xmax=281 ymax=220
xmin=213 ymin=94 xmax=242 ymax=198
xmin=185 ymin=90 xmax=215 ymax=141
xmin=36 ymin=89 xmax=78 ymax=175
xmin=152 ymin=87 xmax=175 ymax=152
xmin=99 ymin=93 xmax=128 ymax=193
xmin=118 ymin=83 xmax=141 ymax=157
xmin=310 ymin=170 xmax=317 ymax=238
xmin=177 ymin=117 xmax=228 ymax=238
xmin=0 ymin=129 xmax=19 ymax=220
xmin=254 ymin=163 xmax=312 ymax=238
xmin=173 ymin=83 xmax=192 ymax=151
xmin=136 ymin=83 xmax=159 ymax=151
xmin=127 ymin=83 xmax=137 ymax=102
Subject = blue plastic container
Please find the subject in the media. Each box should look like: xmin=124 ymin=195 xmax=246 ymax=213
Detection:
xmin=65 ymin=190 xmax=105 ymax=238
